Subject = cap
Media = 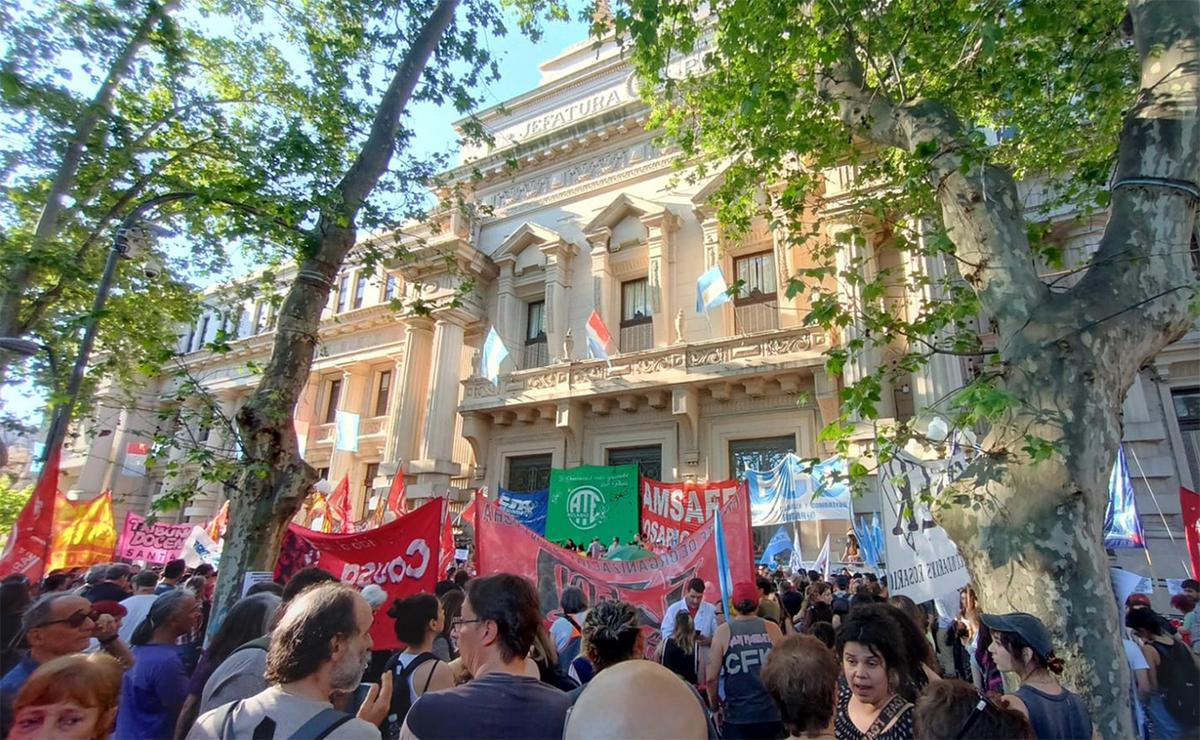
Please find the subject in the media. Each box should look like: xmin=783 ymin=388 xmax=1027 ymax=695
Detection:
xmin=91 ymin=600 xmax=128 ymax=619
xmin=980 ymin=612 xmax=1054 ymax=662
xmin=1126 ymin=593 xmax=1151 ymax=607
xmin=731 ymin=582 xmax=760 ymax=611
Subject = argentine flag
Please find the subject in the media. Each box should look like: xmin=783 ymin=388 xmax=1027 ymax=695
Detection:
xmin=758 ymin=526 xmax=791 ymax=566
xmin=788 ymin=527 xmax=805 ymax=573
xmin=713 ymin=507 xmax=735 ymax=622
xmin=695 ymin=265 xmax=732 ymax=313
xmin=480 ymin=327 xmax=509 ymax=384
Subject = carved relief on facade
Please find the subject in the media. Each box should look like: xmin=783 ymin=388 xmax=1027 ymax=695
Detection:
xmin=481 ymin=140 xmax=662 ymax=213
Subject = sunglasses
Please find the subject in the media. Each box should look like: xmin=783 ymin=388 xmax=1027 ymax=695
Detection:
xmin=38 ymin=609 xmax=99 ymax=629
xmin=954 ymin=695 xmax=997 ymax=739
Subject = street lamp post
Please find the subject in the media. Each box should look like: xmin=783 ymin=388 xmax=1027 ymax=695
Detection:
xmin=35 ymin=192 xmax=196 ymax=493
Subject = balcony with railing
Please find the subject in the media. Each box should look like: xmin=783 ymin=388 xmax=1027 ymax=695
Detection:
xmin=619 ymin=320 xmax=654 ymax=353
xmin=522 ymin=338 xmax=550 ymax=369
xmin=734 ymin=298 xmax=779 ymax=334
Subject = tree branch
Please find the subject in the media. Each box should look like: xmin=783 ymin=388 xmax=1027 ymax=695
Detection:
xmin=815 ymin=45 xmax=1049 ymax=334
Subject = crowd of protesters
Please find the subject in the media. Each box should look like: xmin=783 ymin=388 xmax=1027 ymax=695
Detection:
xmin=0 ymin=559 xmax=1195 ymax=739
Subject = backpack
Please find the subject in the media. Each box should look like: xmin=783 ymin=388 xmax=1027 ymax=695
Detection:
xmin=1152 ymin=639 xmax=1200 ymax=727
xmin=556 ymin=615 xmax=583 ymax=674
xmin=212 ymin=700 xmax=352 ymax=740
xmin=831 ymin=593 xmax=851 ymax=616
xmin=381 ymin=651 xmax=441 ymax=739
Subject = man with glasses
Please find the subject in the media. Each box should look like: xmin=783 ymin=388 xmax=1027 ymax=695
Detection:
xmin=400 ymin=573 xmax=572 ymax=740
xmin=0 ymin=592 xmax=130 ymax=736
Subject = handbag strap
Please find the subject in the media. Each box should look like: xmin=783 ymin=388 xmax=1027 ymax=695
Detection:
xmin=863 ymin=694 xmax=912 ymax=740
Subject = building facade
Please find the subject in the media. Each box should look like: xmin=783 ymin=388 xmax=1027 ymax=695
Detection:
xmin=55 ymin=35 xmax=1198 ymax=581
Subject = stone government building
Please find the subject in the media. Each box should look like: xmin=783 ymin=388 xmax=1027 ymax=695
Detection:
xmin=55 ymin=35 xmax=1198 ymax=582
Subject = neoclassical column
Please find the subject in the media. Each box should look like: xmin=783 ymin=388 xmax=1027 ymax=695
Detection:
xmin=412 ymin=309 xmax=471 ymax=491
xmin=388 ymin=317 xmax=435 ymax=467
xmin=540 ymin=239 xmax=576 ymax=362
xmin=643 ymin=211 xmax=677 ymax=348
xmin=587 ymin=228 xmax=618 ymax=346
xmin=698 ymin=212 xmax=731 ymax=337
xmin=493 ymin=259 xmax=520 ymax=357
xmin=830 ymin=223 xmax=895 ymax=419
xmin=907 ymin=220 xmax=966 ymax=413
xmin=330 ymin=363 xmax=370 ymax=517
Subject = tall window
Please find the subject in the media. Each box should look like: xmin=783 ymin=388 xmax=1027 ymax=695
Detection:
xmin=324 ymin=378 xmax=342 ymax=424
xmin=729 ymin=435 xmax=795 ymax=478
xmin=384 ymin=273 xmax=398 ymax=301
xmin=1173 ymin=388 xmax=1200 ymax=484
xmin=523 ymin=300 xmax=548 ymax=369
xmin=373 ymin=370 xmax=392 ymax=417
xmin=316 ymin=466 xmax=329 ymax=482
xmin=195 ymin=315 xmax=210 ymax=351
xmin=336 ymin=275 xmax=349 ymax=313
xmin=620 ymin=278 xmax=653 ymax=352
xmin=363 ymin=462 xmax=380 ymax=512
xmin=254 ymin=302 xmax=268 ymax=333
xmin=506 ymin=453 xmax=553 ymax=492
xmin=733 ymin=251 xmax=779 ymax=333
xmin=607 ymin=445 xmax=662 ymax=481
xmin=353 ymin=272 xmax=367 ymax=309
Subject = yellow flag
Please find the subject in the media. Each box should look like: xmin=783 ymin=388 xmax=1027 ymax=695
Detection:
xmin=47 ymin=492 xmax=117 ymax=571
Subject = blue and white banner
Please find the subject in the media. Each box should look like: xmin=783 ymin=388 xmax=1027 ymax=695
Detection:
xmin=788 ymin=528 xmax=805 ymax=573
xmin=696 ymin=265 xmax=732 ymax=313
xmin=1104 ymin=446 xmax=1145 ymax=549
xmin=745 ymin=454 xmax=853 ymax=526
xmin=713 ymin=507 xmax=734 ymax=622
xmin=496 ymin=488 xmax=549 ymax=535
xmin=334 ymin=411 xmax=360 ymax=453
xmin=759 ymin=526 xmax=792 ymax=565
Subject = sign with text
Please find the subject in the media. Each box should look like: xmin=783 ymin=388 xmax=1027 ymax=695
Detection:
xmin=115 ymin=513 xmax=194 ymax=565
xmin=47 ymin=493 xmax=117 ymax=571
xmin=640 ymin=477 xmax=745 ymax=547
xmin=496 ymin=488 xmax=549 ymax=535
xmin=546 ymin=465 xmax=639 ymax=546
xmin=274 ymin=498 xmax=443 ymax=650
xmin=879 ymin=450 xmax=970 ymax=602
xmin=477 ymin=489 xmax=754 ymax=657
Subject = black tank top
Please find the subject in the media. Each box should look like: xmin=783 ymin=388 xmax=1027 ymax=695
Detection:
xmin=720 ymin=617 xmax=780 ymax=725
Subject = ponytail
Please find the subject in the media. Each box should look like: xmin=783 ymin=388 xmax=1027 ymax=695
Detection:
xmin=1045 ymin=655 xmax=1065 ymax=674
xmin=130 ymin=590 xmax=191 ymax=646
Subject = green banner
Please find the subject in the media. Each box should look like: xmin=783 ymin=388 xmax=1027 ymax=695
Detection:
xmin=546 ymin=464 xmax=639 ymax=545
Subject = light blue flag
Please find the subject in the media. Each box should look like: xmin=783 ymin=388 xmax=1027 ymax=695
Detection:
xmin=788 ymin=526 xmax=805 ymax=573
xmin=869 ymin=513 xmax=884 ymax=567
xmin=1104 ymin=446 xmax=1145 ymax=548
xmin=480 ymin=327 xmax=509 ymax=385
xmin=713 ymin=507 xmax=734 ymax=622
xmin=759 ymin=526 xmax=792 ymax=565
xmin=695 ymin=265 xmax=732 ymax=313
xmin=334 ymin=410 xmax=360 ymax=453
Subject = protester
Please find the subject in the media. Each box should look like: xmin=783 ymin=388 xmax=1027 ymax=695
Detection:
xmin=661 ymin=609 xmax=699 ymax=687
xmin=756 ymin=576 xmax=785 ymax=629
xmin=1183 ymin=579 xmax=1200 ymax=603
xmin=380 ymin=594 xmax=455 ymax=738
xmin=586 ymin=537 xmax=605 ymax=558
xmin=856 ymin=603 xmax=940 ymax=698
xmin=400 ymin=573 xmax=573 ymax=739
xmin=810 ymin=622 xmax=836 ymax=650
xmin=662 ymin=577 xmax=717 ymax=646
xmin=841 ymin=533 xmax=862 ymax=564
xmin=76 ymin=566 xmax=105 ymax=600
xmin=835 ymin=607 xmax=915 ymax=740
xmin=529 ymin=624 xmax=578 ymax=690
xmin=8 ymin=653 xmax=124 ymax=740
xmin=550 ymin=586 xmax=587 ymax=671
xmin=707 ymin=581 xmax=783 ymax=739
xmin=1125 ymin=606 xmax=1200 ymax=739
xmin=563 ymin=660 xmax=709 ymax=740
xmin=452 ymin=570 xmax=469 ymax=590
xmin=40 ymin=573 xmax=70 ymax=594
xmin=156 ymin=559 xmax=187 ymax=594
xmin=186 ymin=582 xmax=390 ymax=739
xmin=577 ymin=597 xmax=643 ymax=689
xmin=0 ymin=578 xmax=32 ymax=676
xmin=981 ymin=612 xmax=1092 ymax=740
xmin=173 ymin=592 xmax=281 ymax=740
xmin=780 ymin=578 xmax=804 ymax=621
xmin=115 ymin=589 xmax=198 ymax=739
xmin=1 ymin=593 xmax=114 ymax=699
xmin=1170 ymin=594 xmax=1195 ymax=646
xmin=801 ymin=582 xmax=834 ymax=633
xmin=760 ymin=634 xmax=839 ymax=740
xmin=85 ymin=564 xmax=132 ymax=603
xmin=197 ymin=565 xmax=338 ymax=713
xmin=914 ymin=678 xmax=1034 ymax=739
xmin=117 ymin=570 xmax=161 ymax=645
xmin=432 ymin=589 xmax=464 ymax=661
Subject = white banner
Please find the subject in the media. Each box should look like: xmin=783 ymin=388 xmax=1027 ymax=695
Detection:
xmin=744 ymin=454 xmax=854 ymax=526
xmin=335 ymin=411 xmax=359 ymax=453
xmin=879 ymin=449 xmax=970 ymax=602
xmin=179 ymin=526 xmax=221 ymax=568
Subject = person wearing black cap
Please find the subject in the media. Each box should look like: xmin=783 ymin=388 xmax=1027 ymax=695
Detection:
xmin=707 ymin=582 xmax=784 ymax=739
xmin=982 ymin=612 xmax=1092 ymax=740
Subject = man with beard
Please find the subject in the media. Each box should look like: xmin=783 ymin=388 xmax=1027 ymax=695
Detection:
xmin=185 ymin=583 xmax=390 ymax=739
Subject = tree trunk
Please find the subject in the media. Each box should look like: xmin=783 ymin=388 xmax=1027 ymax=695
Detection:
xmin=207 ymin=0 xmax=462 ymax=637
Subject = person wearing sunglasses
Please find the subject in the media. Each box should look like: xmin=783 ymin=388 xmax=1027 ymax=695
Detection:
xmin=0 ymin=593 xmax=109 ymax=737
xmin=914 ymin=679 xmax=1034 ymax=739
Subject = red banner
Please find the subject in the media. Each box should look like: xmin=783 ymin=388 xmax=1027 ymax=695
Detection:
xmin=639 ymin=477 xmax=746 ymax=547
xmin=1182 ymin=487 xmax=1199 ymax=580
xmin=477 ymin=488 xmax=754 ymax=656
xmin=48 ymin=492 xmax=117 ymax=571
xmin=274 ymin=498 xmax=443 ymax=650
xmin=0 ymin=449 xmax=60 ymax=581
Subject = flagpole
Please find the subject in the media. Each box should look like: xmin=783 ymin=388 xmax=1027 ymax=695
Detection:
xmin=1127 ymin=446 xmax=1177 ymax=544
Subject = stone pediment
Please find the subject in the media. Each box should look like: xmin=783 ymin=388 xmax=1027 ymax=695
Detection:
xmin=492 ymin=222 xmax=578 ymax=272
xmin=583 ymin=193 xmax=669 ymax=236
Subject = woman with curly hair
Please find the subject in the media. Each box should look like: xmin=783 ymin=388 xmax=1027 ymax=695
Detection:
xmin=576 ymin=598 xmax=644 ymax=689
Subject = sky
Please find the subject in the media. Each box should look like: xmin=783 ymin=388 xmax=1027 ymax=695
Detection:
xmin=0 ymin=9 xmax=593 ymax=432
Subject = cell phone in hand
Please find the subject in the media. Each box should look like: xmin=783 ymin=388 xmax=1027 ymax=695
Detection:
xmin=348 ymin=682 xmax=375 ymax=714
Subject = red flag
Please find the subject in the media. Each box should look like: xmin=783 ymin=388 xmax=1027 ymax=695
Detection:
xmin=328 ymin=475 xmax=352 ymax=533
xmin=440 ymin=499 xmax=455 ymax=576
xmin=206 ymin=500 xmax=229 ymax=542
xmin=0 ymin=448 xmax=61 ymax=582
xmin=1182 ymin=486 xmax=1200 ymax=579
xmin=385 ymin=465 xmax=407 ymax=521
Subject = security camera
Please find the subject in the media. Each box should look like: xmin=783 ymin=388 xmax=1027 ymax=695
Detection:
xmin=143 ymin=252 xmax=165 ymax=280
